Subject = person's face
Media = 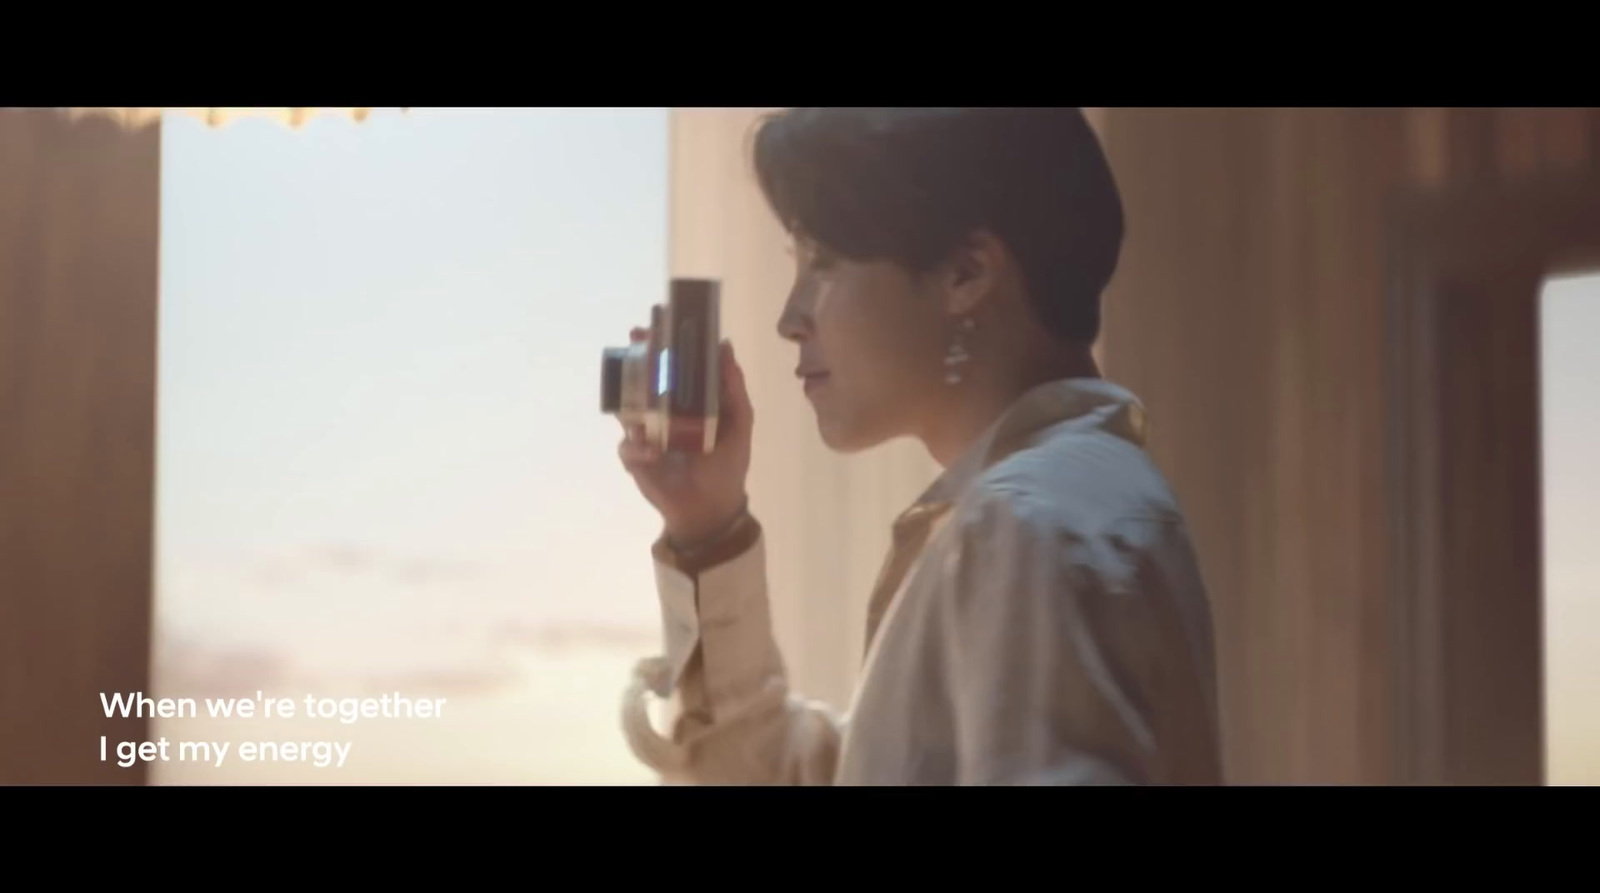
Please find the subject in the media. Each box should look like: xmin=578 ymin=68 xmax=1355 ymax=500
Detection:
xmin=776 ymin=236 xmax=948 ymax=453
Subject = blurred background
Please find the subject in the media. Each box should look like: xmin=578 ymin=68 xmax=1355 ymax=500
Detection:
xmin=1 ymin=107 xmax=1596 ymax=785
xmin=151 ymin=108 xmax=669 ymax=784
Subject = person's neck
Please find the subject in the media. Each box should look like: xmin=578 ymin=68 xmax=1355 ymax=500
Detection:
xmin=918 ymin=346 xmax=1101 ymax=469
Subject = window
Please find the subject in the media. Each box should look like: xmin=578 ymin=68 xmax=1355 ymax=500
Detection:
xmin=152 ymin=108 xmax=670 ymax=784
xmin=1541 ymin=271 xmax=1600 ymax=785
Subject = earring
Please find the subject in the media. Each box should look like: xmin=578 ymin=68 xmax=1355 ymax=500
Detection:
xmin=944 ymin=317 xmax=976 ymax=385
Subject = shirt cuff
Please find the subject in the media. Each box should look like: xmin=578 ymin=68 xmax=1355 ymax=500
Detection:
xmin=649 ymin=524 xmax=765 ymax=699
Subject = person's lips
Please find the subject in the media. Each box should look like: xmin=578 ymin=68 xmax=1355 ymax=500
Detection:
xmin=796 ymin=367 xmax=830 ymax=392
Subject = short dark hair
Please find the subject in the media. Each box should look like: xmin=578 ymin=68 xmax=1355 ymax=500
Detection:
xmin=752 ymin=108 xmax=1123 ymax=344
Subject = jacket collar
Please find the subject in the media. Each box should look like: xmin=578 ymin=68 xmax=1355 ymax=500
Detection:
xmin=905 ymin=377 xmax=1147 ymax=522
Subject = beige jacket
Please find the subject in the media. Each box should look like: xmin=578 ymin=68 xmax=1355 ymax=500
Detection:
xmin=621 ymin=378 xmax=1223 ymax=785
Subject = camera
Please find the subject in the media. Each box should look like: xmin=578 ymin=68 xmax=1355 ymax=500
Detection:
xmin=601 ymin=278 xmax=721 ymax=454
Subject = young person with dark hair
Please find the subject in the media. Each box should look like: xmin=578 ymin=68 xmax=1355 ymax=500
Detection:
xmin=618 ymin=108 xmax=1222 ymax=785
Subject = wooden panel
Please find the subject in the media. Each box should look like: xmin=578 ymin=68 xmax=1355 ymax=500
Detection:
xmin=1446 ymin=108 xmax=1498 ymax=186
xmin=1098 ymin=108 xmax=1412 ymax=783
xmin=1407 ymin=108 xmax=1450 ymax=190
xmin=1538 ymin=108 xmax=1590 ymax=173
xmin=1438 ymin=107 xmax=1600 ymax=187
xmin=1433 ymin=270 xmax=1544 ymax=784
xmin=1098 ymin=107 xmax=1600 ymax=784
xmin=1495 ymin=108 xmax=1546 ymax=180
xmin=0 ymin=110 xmax=160 ymax=784
xmin=1387 ymin=171 xmax=1600 ymax=784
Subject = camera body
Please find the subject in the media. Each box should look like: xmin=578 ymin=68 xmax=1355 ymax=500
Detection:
xmin=601 ymin=278 xmax=720 ymax=454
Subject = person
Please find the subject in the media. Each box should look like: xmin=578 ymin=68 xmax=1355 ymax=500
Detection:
xmin=616 ymin=108 xmax=1222 ymax=785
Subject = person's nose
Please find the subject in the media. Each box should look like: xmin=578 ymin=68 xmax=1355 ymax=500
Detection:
xmin=776 ymin=279 xmax=812 ymax=344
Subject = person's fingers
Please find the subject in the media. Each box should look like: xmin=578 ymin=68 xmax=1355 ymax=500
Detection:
xmin=619 ymin=438 xmax=662 ymax=468
xmin=720 ymin=340 xmax=754 ymax=441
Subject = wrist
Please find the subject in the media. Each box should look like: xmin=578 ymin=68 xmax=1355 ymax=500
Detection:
xmin=656 ymin=508 xmax=761 ymax=576
xmin=665 ymin=496 xmax=751 ymax=552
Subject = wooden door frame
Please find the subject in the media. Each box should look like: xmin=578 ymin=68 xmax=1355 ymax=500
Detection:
xmin=1385 ymin=171 xmax=1600 ymax=785
xmin=0 ymin=109 xmax=160 ymax=784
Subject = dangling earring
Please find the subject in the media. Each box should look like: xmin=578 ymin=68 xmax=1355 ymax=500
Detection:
xmin=944 ymin=317 xmax=976 ymax=385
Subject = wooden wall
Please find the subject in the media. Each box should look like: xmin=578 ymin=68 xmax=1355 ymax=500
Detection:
xmin=0 ymin=109 xmax=160 ymax=784
xmin=1097 ymin=108 xmax=1600 ymax=784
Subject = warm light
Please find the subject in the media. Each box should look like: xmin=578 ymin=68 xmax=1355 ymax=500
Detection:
xmin=62 ymin=107 xmax=399 ymax=129
xmin=1541 ymin=271 xmax=1600 ymax=785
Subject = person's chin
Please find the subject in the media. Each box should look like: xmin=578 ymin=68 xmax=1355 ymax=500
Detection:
xmin=814 ymin=413 xmax=882 ymax=455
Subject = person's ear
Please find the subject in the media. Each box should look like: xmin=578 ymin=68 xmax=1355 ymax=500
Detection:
xmin=941 ymin=230 xmax=1010 ymax=319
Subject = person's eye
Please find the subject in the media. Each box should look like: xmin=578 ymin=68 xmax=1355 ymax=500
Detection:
xmin=787 ymin=243 xmax=814 ymax=270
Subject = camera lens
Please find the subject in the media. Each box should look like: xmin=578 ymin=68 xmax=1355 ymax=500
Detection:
xmin=600 ymin=349 xmax=625 ymax=414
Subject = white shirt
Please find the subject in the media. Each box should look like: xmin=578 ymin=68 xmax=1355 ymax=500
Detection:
xmin=621 ymin=378 xmax=1223 ymax=785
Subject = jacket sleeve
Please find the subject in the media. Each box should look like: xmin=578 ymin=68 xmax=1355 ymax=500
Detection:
xmin=940 ymin=493 xmax=1188 ymax=785
xmin=621 ymin=516 xmax=847 ymax=785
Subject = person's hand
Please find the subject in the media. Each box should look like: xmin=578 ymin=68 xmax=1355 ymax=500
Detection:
xmin=617 ymin=328 xmax=753 ymax=547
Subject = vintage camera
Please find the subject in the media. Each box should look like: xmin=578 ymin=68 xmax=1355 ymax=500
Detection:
xmin=601 ymin=278 xmax=721 ymax=454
